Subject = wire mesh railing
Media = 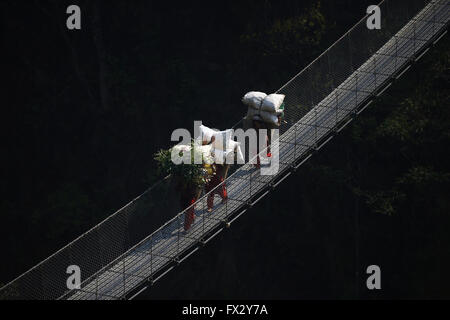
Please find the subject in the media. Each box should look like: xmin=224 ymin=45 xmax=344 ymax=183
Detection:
xmin=1 ymin=0 xmax=448 ymax=300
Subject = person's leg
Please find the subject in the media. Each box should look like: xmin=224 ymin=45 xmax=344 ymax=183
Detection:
xmin=219 ymin=178 xmax=227 ymax=202
xmin=207 ymin=192 xmax=215 ymax=212
xmin=220 ymin=164 xmax=229 ymax=202
xmin=184 ymin=197 xmax=196 ymax=231
xmin=204 ymin=177 xmax=213 ymax=212
xmin=252 ymin=121 xmax=261 ymax=168
xmin=207 ymin=183 xmax=227 ymax=208
xmin=215 ymin=165 xmax=228 ymax=202
xmin=207 ymin=165 xmax=229 ymax=210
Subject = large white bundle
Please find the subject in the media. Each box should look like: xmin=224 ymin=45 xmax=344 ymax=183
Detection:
xmin=210 ymin=135 xmax=245 ymax=164
xmin=195 ymin=124 xmax=235 ymax=148
xmin=172 ymin=144 xmax=191 ymax=155
xmin=242 ymin=91 xmax=267 ymax=109
xmin=194 ymin=144 xmax=214 ymax=164
xmin=261 ymin=93 xmax=285 ymax=113
xmin=211 ymin=129 xmax=234 ymax=151
xmin=259 ymin=111 xmax=279 ymax=125
xmin=195 ymin=124 xmax=217 ymax=144
xmin=246 ymin=107 xmax=262 ymax=121
xmin=170 ymin=144 xmax=192 ymax=164
xmin=211 ymin=149 xmax=235 ymax=165
xmin=246 ymin=107 xmax=279 ymax=126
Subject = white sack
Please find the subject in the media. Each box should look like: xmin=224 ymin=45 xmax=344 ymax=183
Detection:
xmin=246 ymin=107 xmax=279 ymax=126
xmin=242 ymin=91 xmax=267 ymax=109
xmin=194 ymin=144 xmax=214 ymax=164
xmin=261 ymin=93 xmax=285 ymax=113
xmin=259 ymin=111 xmax=279 ymax=126
xmin=246 ymin=107 xmax=262 ymax=121
xmin=172 ymin=144 xmax=191 ymax=154
xmin=211 ymin=129 xmax=234 ymax=151
xmin=195 ymin=124 xmax=217 ymax=144
xmin=211 ymin=149 xmax=235 ymax=165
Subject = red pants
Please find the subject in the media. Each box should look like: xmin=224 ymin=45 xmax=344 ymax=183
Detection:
xmin=184 ymin=197 xmax=197 ymax=231
xmin=206 ymin=176 xmax=227 ymax=210
xmin=176 ymin=181 xmax=200 ymax=231
xmin=253 ymin=120 xmax=273 ymax=163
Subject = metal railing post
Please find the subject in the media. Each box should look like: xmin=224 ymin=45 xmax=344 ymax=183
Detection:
xmin=150 ymin=235 xmax=153 ymax=278
xmin=249 ymin=164 xmax=252 ymax=199
xmin=314 ymin=108 xmax=318 ymax=149
xmin=394 ymin=35 xmax=398 ymax=72
xmin=334 ymin=91 xmax=339 ymax=129
xmin=177 ymin=214 xmax=180 ymax=258
xmin=202 ymin=198 xmax=205 ymax=237
xmin=327 ymin=51 xmax=338 ymax=129
xmin=225 ymin=183 xmax=228 ymax=216
xmin=413 ymin=15 xmax=417 ymax=55
xmin=373 ymin=54 xmax=378 ymax=88
xmin=355 ymin=72 xmax=359 ymax=111
xmin=432 ymin=0 xmax=436 ymax=35
xmin=122 ymin=256 xmax=126 ymax=297
xmin=294 ymin=123 xmax=297 ymax=159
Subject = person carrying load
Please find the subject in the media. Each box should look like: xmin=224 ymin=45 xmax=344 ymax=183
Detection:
xmin=242 ymin=91 xmax=285 ymax=168
xmin=195 ymin=124 xmax=244 ymax=212
xmin=205 ymin=162 xmax=228 ymax=212
xmin=154 ymin=143 xmax=215 ymax=232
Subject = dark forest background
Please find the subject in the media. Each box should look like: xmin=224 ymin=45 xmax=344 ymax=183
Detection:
xmin=1 ymin=0 xmax=449 ymax=299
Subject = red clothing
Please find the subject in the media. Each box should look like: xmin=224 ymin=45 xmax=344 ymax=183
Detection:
xmin=176 ymin=181 xmax=199 ymax=231
xmin=205 ymin=165 xmax=228 ymax=210
xmin=183 ymin=197 xmax=197 ymax=231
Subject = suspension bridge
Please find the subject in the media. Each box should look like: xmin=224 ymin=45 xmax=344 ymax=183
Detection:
xmin=1 ymin=0 xmax=448 ymax=300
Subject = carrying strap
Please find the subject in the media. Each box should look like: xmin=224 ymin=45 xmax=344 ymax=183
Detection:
xmin=257 ymin=96 xmax=265 ymax=116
